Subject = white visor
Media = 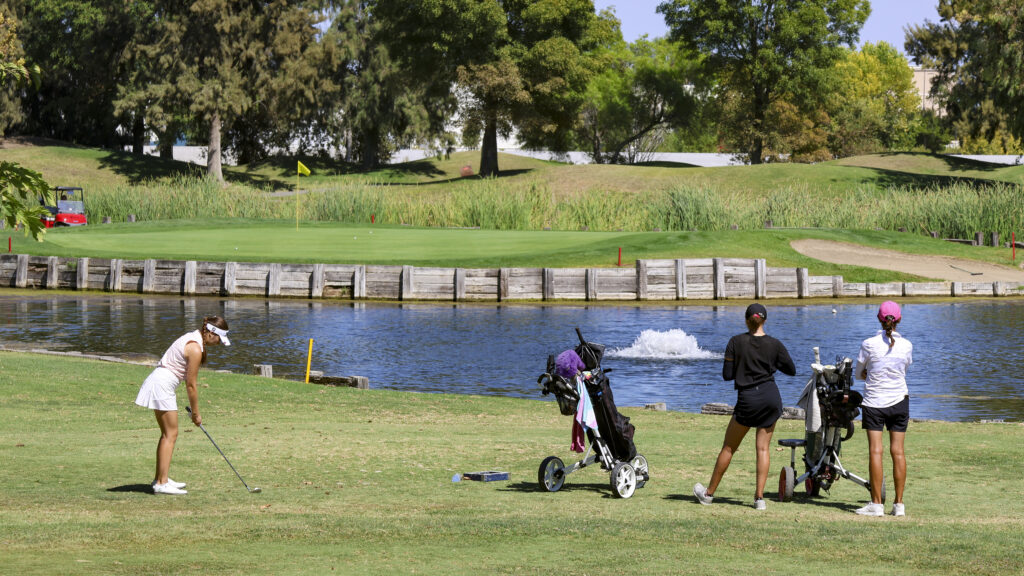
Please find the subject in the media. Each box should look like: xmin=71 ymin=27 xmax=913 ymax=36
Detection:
xmin=205 ymin=323 xmax=231 ymax=346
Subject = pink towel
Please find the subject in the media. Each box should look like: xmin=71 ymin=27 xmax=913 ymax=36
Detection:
xmin=571 ymin=420 xmax=587 ymax=452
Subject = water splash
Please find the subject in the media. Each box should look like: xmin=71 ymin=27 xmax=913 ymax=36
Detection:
xmin=607 ymin=329 xmax=721 ymax=360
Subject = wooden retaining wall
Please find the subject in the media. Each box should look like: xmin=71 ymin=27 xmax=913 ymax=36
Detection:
xmin=2 ymin=254 xmax=1022 ymax=301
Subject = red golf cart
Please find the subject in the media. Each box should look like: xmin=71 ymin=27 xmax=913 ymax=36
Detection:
xmin=40 ymin=186 xmax=88 ymax=228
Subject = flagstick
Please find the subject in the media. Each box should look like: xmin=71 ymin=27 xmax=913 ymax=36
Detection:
xmin=296 ymin=170 xmax=299 ymax=231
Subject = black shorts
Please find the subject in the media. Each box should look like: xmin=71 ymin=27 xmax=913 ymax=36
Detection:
xmin=861 ymin=396 xmax=910 ymax=432
xmin=734 ymin=383 xmax=783 ymax=429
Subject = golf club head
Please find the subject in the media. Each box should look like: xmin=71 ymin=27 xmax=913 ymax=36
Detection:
xmin=250 ymin=487 xmax=262 ymax=493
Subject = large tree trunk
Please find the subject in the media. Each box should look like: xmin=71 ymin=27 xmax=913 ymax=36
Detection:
xmin=131 ymin=112 xmax=146 ymax=155
xmin=156 ymin=124 xmax=175 ymax=160
xmin=479 ymin=111 xmax=499 ymax=177
xmin=208 ymin=111 xmax=223 ymax=183
xmin=361 ymin=127 xmax=379 ymax=171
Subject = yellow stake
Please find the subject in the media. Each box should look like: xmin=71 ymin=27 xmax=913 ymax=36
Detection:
xmin=305 ymin=338 xmax=314 ymax=383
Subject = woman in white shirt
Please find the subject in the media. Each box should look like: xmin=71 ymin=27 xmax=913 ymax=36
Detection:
xmin=135 ymin=316 xmax=231 ymax=495
xmin=855 ymin=301 xmax=912 ymax=517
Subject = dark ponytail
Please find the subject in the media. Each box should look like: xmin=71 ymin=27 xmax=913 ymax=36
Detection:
xmin=881 ymin=315 xmax=898 ymax=349
xmin=199 ymin=315 xmax=229 ymax=365
xmin=746 ymin=315 xmax=765 ymax=333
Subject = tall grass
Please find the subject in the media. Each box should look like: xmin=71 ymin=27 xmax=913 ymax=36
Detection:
xmin=85 ymin=176 xmax=1024 ymax=239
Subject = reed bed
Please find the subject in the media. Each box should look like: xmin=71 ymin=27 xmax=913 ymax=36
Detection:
xmin=84 ymin=176 xmax=1024 ymax=239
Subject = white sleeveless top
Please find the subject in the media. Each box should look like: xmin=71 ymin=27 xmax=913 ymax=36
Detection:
xmin=157 ymin=330 xmax=205 ymax=382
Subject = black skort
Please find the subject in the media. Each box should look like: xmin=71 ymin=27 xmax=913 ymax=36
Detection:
xmin=734 ymin=382 xmax=783 ymax=429
xmin=861 ymin=396 xmax=910 ymax=432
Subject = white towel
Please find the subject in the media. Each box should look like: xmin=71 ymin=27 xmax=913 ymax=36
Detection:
xmin=797 ymin=375 xmax=821 ymax=433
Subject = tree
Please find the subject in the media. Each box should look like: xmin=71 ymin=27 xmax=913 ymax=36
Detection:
xmin=578 ymin=35 xmax=700 ymax=164
xmin=323 ymin=1 xmax=440 ymax=169
xmin=0 ymin=8 xmax=47 ymax=240
xmin=658 ymin=0 xmax=870 ymax=164
xmin=828 ymin=42 xmax=921 ymax=157
xmin=15 ymin=0 xmax=145 ymax=148
xmin=134 ymin=1 xmax=322 ymax=182
xmin=905 ymin=0 xmax=1024 ymax=151
xmin=450 ymin=0 xmax=616 ymax=176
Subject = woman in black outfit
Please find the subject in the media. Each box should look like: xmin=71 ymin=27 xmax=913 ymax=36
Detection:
xmin=694 ymin=303 xmax=796 ymax=510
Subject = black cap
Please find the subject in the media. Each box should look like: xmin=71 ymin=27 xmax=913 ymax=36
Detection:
xmin=745 ymin=303 xmax=767 ymax=320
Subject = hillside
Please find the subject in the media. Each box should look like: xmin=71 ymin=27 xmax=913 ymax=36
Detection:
xmin=3 ymin=137 xmax=1023 ymax=195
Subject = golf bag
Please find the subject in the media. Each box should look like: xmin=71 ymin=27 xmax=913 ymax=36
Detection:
xmin=778 ymin=347 xmax=878 ymax=502
xmin=536 ymin=328 xmax=646 ymax=498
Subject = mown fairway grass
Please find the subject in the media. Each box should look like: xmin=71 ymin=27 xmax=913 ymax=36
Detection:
xmin=1 ymin=351 xmax=1021 ymax=575
xmin=10 ymin=219 xmax=1022 ymax=282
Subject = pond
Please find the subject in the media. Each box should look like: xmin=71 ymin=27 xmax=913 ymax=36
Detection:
xmin=2 ymin=294 xmax=1022 ymax=422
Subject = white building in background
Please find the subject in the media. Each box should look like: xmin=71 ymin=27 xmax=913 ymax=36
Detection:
xmin=912 ymin=66 xmax=943 ymax=115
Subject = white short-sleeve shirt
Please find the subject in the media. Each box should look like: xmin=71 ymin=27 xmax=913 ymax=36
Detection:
xmin=856 ymin=330 xmax=912 ymax=409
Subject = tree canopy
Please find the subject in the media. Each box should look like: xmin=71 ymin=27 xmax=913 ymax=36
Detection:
xmin=658 ymin=0 xmax=870 ymax=164
xmin=905 ymin=0 xmax=1024 ymax=153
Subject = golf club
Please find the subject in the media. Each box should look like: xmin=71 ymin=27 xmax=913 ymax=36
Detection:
xmin=186 ymin=407 xmax=262 ymax=493
xmin=950 ymin=264 xmax=983 ymax=276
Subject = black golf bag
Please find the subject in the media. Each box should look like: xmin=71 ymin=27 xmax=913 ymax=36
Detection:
xmin=536 ymin=328 xmax=646 ymax=498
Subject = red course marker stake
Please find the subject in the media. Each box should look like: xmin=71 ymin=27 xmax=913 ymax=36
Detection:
xmin=617 ymin=247 xmax=622 ymax=267
xmin=371 ymin=214 xmax=375 ymax=224
xmin=8 ymin=237 xmax=10 ymax=253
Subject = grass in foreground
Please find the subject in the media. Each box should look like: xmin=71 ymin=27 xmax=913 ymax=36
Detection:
xmin=1 ymin=351 xmax=1021 ymax=575
xmin=10 ymin=220 xmax=1022 ymax=283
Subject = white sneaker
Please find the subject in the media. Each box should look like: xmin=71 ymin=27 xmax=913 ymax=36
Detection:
xmin=693 ymin=483 xmax=713 ymax=505
xmin=153 ymin=479 xmax=186 ymax=489
xmin=153 ymin=482 xmax=187 ymax=495
xmin=891 ymin=503 xmax=905 ymax=517
xmin=754 ymin=498 xmax=767 ymax=510
xmin=855 ymin=502 xmax=884 ymax=516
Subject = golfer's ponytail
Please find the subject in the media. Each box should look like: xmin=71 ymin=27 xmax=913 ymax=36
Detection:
xmin=881 ymin=316 xmax=898 ymax=350
xmin=745 ymin=314 xmax=765 ymax=333
xmin=200 ymin=315 xmax=229 ymax=364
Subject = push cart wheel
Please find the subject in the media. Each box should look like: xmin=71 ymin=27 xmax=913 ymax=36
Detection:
xmin=778 ymin=466 xmax=795 ymax=502
xmin=805 ymin=476 xmax=821 ymax=497
xmin=610 ymin=462 xmax=637 ymax=499
xmin=630 ymin=454 xmax=649 ymax=489
xmin=866 ymin=475 xmax=887 ymax=504
xmin=538 ymin=456 xmax=566 ymax=492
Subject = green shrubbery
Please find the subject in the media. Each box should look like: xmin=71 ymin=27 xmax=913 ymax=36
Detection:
xmin=84 ymin=175 xmax=1024 ymax=240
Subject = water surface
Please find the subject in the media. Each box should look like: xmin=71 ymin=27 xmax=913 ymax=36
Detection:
xmin=2 ymin=294 xmax=1022 ymax=422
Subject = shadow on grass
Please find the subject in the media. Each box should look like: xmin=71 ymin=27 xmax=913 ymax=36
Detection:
xmin=375 ymin=168 xmax=535 ymax=186
xmin=500 ymin=480 xmax=617 ymax=498
xmin=878 ymin=151 xmax=1007 ymax=173
xmin=664 ymin=493 xmax=748 ymax=507
xmin=106 ymin=483 xmax=154 ymax=494
xmin=96 ymin=150 xmax=285 ymax=189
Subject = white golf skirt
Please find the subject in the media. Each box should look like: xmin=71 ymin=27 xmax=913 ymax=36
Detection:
xmin=135 ymin=367 xmax=181 ymax=411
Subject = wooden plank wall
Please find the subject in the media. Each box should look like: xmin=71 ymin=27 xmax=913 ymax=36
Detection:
xmin=1 ymin=254 xmax=1022 ymax=302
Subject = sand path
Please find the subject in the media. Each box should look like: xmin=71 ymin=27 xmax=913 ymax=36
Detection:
xmin=790 ymin=239 xmax=1024 ymax=282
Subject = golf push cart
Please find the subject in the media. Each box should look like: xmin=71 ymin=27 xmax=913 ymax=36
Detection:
xmin=536 ymin=328 xmax=649 ymax=498
xmin=777 ymin=347 xmax=884 ymax=503
xmin=39 ymin=186 xmax=88 ymax=228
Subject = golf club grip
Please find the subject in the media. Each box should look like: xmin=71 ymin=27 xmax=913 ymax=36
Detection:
xmin=575 ymin=327 xmax=585 ymax=345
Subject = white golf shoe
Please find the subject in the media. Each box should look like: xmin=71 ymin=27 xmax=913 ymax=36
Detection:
xmin=153 ymin=479 xmax=186 ymax=489
xmin=153 ymin=482 xmax=187 ymax=495
xmin=855 ymin=502 xmax=884 ymax=516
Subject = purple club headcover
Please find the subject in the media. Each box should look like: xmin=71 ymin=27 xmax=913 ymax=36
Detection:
xmin=555 ymin=349 xmax=585 ymax=379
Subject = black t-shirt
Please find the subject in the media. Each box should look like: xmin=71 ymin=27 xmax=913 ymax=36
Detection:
xmin=723 ymin=332 xmax=796 ymax=390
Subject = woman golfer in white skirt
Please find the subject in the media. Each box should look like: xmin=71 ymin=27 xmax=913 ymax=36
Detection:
xmin=135 ymin=316 xmax=230 ymax=495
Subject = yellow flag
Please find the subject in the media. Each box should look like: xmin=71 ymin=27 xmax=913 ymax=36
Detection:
xmin=297 ymin=161 xmax=311 ymax=176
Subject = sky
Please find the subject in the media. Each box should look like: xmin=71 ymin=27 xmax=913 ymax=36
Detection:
xmin=593 ymin=0 xmax=941 ymax=52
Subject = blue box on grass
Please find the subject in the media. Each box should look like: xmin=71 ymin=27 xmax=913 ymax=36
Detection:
xmin=462 ymin=471 xmax=509 ymax=482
